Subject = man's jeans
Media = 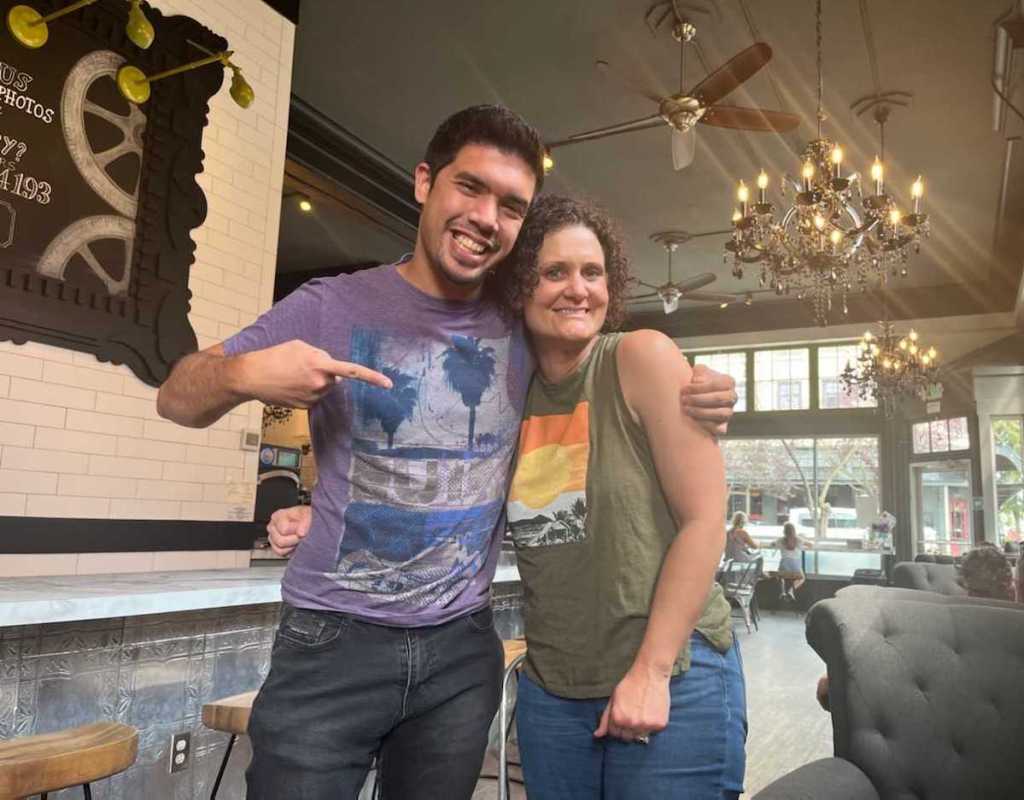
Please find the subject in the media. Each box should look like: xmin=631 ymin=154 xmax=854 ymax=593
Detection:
xmin=245 ymin=602 xmax=503 ymax=800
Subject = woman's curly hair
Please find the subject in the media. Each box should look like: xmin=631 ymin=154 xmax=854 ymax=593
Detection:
xmin=487 ymin=194 xmax=631 ymax=330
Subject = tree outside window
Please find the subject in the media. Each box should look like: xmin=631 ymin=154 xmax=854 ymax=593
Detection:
xmin=993 ymin=417 xmax=1023 ymax=545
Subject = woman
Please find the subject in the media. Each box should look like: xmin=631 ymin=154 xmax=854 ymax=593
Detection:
xmin=725 ymin=511 xmax=759 ymax=563
xmin=772 ymin=521 xmax=810 ymax=600
xmin=492 ymin=195 xmax=746 ymax=799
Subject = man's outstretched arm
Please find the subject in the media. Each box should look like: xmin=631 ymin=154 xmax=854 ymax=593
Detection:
xmin=157 ymin=339 xmax=392 ymax=429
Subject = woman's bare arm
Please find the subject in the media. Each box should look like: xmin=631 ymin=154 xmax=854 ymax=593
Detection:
xmin=593 ymin=330 xmax=727 ymax=741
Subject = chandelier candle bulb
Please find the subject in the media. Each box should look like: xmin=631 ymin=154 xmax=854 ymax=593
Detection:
xmin=871 ymin=156 xmax=884 ymax=195
xmin=911 ymin=176 xmax=923 ymax=213
xmin=802 ymin=160 xmax=814 ymax=191
xmin=737 ymin=180 xmax=749 ymax=215
xmin=757 ymin=170 xmax=768 ymax=203
xmin=829 ymin=229 xmax=842 ymax=252
xmin=831 ymin=145 xmax=843 ymax=178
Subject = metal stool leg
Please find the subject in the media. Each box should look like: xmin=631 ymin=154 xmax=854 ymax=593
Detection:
xmin=498 ymin=652 xmax=526 ymax=800
xmin=210 ymin=733 xmax=236 ymax=799
xmin=82 ymin=784 xmax=92 ymax=800
xmin=370 ymin=754 xmax=382 ymax=799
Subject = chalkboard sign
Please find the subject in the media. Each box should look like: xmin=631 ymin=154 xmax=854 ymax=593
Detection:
xmin=0 ymin=0 xmax=225 ymax=385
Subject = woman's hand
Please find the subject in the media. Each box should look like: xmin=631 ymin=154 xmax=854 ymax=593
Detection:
xmin=593 ymin=664 xmax=671 ymax=743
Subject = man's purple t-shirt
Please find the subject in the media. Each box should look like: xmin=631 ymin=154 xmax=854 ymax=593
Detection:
xmin=224 ymin=262 xmax=530 ymax=627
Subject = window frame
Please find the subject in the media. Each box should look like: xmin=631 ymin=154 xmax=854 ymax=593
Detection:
xmin=687 ymin=340 xmax=880 ymax=415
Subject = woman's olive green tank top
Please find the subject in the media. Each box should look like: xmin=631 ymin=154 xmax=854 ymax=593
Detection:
xmin=507 ymin=333 xmax=732 ymax=698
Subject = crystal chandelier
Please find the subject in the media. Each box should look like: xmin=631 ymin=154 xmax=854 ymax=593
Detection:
xmin=840 ymin=322 xmax=940 ymax=416
xmin=724 ymin=0 xmax=930 ymax=324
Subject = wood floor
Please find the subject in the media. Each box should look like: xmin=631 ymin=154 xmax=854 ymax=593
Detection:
xmin=471 ymin=611 xmax=833 ymax=799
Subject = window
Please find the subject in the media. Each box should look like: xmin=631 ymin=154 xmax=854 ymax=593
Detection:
xmin=912 ymin=417 xmax=970 ymax=455
xmin=754 ymin=348 xmax=809 ymax=411
xmin=817 ymin=344 xmax=876 ymax=409
xmin=693 ymin=351 xmax=747 ymax=412
xmin=721 ymin=436 xmax=880 ymax=575
xmin=993 ymin=417 xmax=1023 ymax=545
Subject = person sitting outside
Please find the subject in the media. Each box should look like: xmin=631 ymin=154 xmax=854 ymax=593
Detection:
xmin=724 ymin=511 xmax=759 ymax=563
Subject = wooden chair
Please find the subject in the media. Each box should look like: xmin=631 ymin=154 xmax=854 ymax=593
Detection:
xmin=0 ymin=721 xmax=137 ymax=799
xmin=201 ymin=690 xmax=258 ymax=800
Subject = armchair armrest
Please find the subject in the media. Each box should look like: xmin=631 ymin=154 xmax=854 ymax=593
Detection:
xmin=753 ymin=758 xmax=879 ymax=800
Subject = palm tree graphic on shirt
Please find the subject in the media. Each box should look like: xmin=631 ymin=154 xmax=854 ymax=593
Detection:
xmin=363 ymin=367 xmax=419 ymax=449
xmin=441 ymin=335 xmax=497 ymax=451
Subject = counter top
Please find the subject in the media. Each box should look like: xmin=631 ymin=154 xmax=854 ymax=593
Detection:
xmin=0 ymin=568 xmax=286 ymax=627
xmin=1 ymin=563 xmax=522 ymax=627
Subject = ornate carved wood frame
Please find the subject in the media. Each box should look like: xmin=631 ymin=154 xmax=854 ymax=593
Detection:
xmin=0 ymin=0 xmax=223 ymax=385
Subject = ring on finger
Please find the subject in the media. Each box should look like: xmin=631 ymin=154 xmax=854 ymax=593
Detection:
xmin=635 ymin=734 xmax=650 ymax=745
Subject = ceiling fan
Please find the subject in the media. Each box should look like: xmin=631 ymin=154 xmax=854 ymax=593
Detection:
xmin=545 ymin=12 xmax=800 ymax=171
xmin=631 ymin=230 xmax=739 ymax=313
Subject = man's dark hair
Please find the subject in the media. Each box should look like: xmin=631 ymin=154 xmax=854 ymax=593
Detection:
xmin=957 ymin=546 xmax=1015 ymax=600
xmin=423 ymin=105 xmax=545 ymax=192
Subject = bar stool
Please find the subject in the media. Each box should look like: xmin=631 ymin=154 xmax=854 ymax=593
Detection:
xmin=0 ymin=721 xmax=138 ymax=799
xmin=201 ymin=690 xmax=257 ymax=799
xmin=498 ymin=639 xmax=527 ymax=800
xmin=203 ymin=689 xmax=383 ymax=799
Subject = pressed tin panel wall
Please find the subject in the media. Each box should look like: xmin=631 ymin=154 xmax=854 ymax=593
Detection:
xmin=0 ymin=0 xmax=295 ymax=577
xmin=0 ymin=604 xmax=278 ymax=800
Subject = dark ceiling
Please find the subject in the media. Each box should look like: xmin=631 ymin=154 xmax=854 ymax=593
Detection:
xmin=277 ymin=0 xmax=1024 ymax=331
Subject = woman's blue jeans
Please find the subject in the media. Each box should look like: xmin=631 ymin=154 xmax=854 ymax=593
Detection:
xmin=516 ymin=632 xmax=747 ymax=799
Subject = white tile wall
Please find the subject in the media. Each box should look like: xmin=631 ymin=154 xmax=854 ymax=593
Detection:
xmin=0 ymin=0 xmax=294 ymax=576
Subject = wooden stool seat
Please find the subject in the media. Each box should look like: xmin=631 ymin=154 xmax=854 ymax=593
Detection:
xmin=201 ymin=690 xmax=259 ymax=736
xmin=502 ymin=638 xmax=527 ymax=670
xmin=0 ymin=721 xmax=137 ymax=798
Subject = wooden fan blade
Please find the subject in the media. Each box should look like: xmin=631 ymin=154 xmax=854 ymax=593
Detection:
xmin=628 ymin=292 xmax=661 ymax=301
xmin=547 ymin=114 xmax=663 ymax=148
xmin=701 ymin=105 xmax=801 ymax=133
xmin=675 ymin=272 xmax=717 ymax=293
xmin=683 ymin=291 xmax=738 ymax=304
xmin=633 ymin=279 xmax=663 ymax=292
xmin=688 ymin=42 xmax=772 ymax=107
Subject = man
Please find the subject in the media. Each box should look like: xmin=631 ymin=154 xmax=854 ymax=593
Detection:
xmin=158 ymin=105 xmax=737 ymax=800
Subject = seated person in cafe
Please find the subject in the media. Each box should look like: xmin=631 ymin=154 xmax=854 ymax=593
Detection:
xmin=772 ymin=521 xmax=810 ymax=601
xmin=957 ymin=544 xmax=1017 ymax=602
xmin=725 ymin=511 xmax=760 ymax=562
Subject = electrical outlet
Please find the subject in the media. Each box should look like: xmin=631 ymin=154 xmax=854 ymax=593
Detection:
xmin=169 ymin=731 xmax=191 ymax=773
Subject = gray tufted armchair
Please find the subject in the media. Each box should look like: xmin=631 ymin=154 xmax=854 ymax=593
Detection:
xmin=754 ymin=586 xmax=1024 ymax=800
xmin=891 ymin=561 xmax=966 ymax=596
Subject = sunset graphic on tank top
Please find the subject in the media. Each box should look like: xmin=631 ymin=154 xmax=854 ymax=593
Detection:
xmin=507 ymin=402 xmax=590 ymax=547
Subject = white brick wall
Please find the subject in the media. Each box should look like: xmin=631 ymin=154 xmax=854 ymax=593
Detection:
xmin=0 ymin=0 xmax=294 ymax=577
